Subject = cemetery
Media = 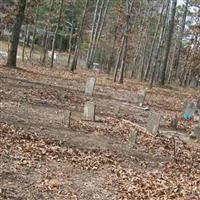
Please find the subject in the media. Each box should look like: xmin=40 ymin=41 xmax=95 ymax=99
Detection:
xmin=1 ymin=0 xmax=200 ymax=199
xmin=1 ymin=64 xmax=200 ymax=199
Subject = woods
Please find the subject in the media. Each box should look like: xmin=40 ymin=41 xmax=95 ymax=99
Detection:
xmin=1 ymin=0 xmax=199 ymax=87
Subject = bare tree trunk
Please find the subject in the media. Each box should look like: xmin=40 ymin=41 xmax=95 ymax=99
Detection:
xmin=107 ymin=19 xmax=118 ymax=74
xmin=70 ymin=0 xmax=89 ymax=71
xmin=67 ymin=24 xmax=74 ymax=68
xmin=113 ymin=35 xmax=125 ymax=82
xmin=42 ymin=27 xmax=48 ymax=64
xmin=22 ymin=24 xmax=28 ymax=62
xmin=131 ymin=1 xmax=149 ymax=78
xmin=29 ymin=5 xmax=39 ymax=59
xmin=149 ymin=0 xmax=170 ymax=88
xmin=90 ymin=0 xmax=110 ymax=66
xmin=6 ymin=0 xmax=27 ymax=68
xmin=168 ymin=0 xmax=189 ymax=83
xmin=50 ymin=0 xmax=64 ymax=68
xmin=160 ymin=0 xmax=177 ymax=86
xmin=144 ymin=4 xmax=165 ymax=81
xmin=86 ymin=0 xmax=101 ymax=68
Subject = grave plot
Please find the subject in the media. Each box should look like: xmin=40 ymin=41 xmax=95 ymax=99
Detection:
xmin=1 ymin=65 xmax=200 ymax=199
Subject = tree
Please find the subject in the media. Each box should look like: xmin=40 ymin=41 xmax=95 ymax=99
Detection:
xmin=160 ymin=0 xmax=177 ymax=86
xmin=6 ymin=0 xmax=27 ymax=68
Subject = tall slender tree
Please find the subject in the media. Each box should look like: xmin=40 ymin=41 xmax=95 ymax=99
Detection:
xmin=6 ymin=0 xmax=27 ymax=68
xmin=160 ymin=0 xmax=177 ymax=86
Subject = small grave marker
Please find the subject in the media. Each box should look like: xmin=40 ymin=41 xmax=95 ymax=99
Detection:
xmin=85 ymin=77 xmax=96 ymax=96
xmin=146 ymin=112 xmax=161 ymax=135
xmin=190 ymin=125 xmax=200 ymax=140
xmin=170 ymin=115 xmax=178 ymax=129
xmin=63 ymin=110 xmax=71 ymax=128
xmin=137 ymin=89 xmax=146 ymax=107
xmin=129 ymin=128 xmax=137 ymax=146
xmin=197 ymin=96 xmax=200 ymax=109
xmin=84 ymin=101 xmax=95 ymax=121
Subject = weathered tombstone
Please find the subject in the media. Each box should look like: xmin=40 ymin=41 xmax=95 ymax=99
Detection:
xmin=146 ymin=112 xmax=161 ymax=134
xmin=182 ymin=102 xmax=196 ymax=120
xmin=85 ymin=77 xmax=96 ymax=96
xmin=93 ymin=63 xmax=100 ymax=73
xmin=137 ymin=89 xmax=146 ymax=107
xmin=84 ymin=101 xmax=95 ymax=121
xmin=190 ymin=125 xmax=200 ymax=140
xmin=129 ymin=128 xmax=137 ymax=146
xmin=170 ymin=115 xmax=178 ymax=129
xmin=63 ymin=110 xmax=71 ymax=128
xmin=197 ymin=96 xmax=200 ymax=109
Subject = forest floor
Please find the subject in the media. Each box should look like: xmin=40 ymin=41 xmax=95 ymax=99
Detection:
xmin=0 ymin=61 xmax=200 ymax=200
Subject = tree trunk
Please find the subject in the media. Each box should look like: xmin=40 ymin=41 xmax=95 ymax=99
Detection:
xmin=67 ymin=24 xmax=74 ymax=68
xmin=70 ymin=0 xmax=89 ymax=72
xmin=42 ymin=27 xmax=48 ymax=64
xmin=113 ymin=35 xmax=125 ymax=82
xmin=50 ymin=0 xmax=64 ymax=68
xmin=22 ymin=24 xmax=28 ymax=62
xmin=6 ymin=0 xmax=27 ymax=68
xmin=29 ymin=5 xmax=39 ymax=59
xmin=90 ymin=0 xmax=110 ymax=66
xmin=168 ymin=0 xmax=189 ymax=83
xmin=160 ymin=0 xmax=177 ymax=86
xmin=86 ymin=0 xmax=101 ymax=68
xmin=144 ymin=4 xmax=165 ymax=81
xmin=149 ymin=0 xmax=170 ymax=88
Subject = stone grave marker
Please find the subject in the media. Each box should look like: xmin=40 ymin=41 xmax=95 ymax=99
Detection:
xmin=170 ymin=115 xmax=178 ymax=129
xmin=197 ymin=96 xmax=200 ymax=109
xmin=137 ymin=89 xmax=146 ymax=107
xmin=146 ymin=112 xmax=161 ymax=135
xmin=129 ymin=128 xmax=137 ymax=146
xmin=63 ymin=110 xmax=71 ymax=128
xmin=190 ymin=125 xmax=200 ymax=140
xmin=85 ymin=77 xmax=96 ymax=96
xmin=84 ymin=101 xmax=95 ymax=121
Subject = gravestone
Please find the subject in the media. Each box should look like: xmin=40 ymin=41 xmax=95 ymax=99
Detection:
xmin=190 ymin=125 xmax=200 ymax=140
xmin=63 ymin=110 xmax=71 ymax=128
xmin=85 ymin=77 xmax=96 ymax=96
xmin=137 ymin=89 xmax=146 ymax=107
xmin=182 ymin=102 xmax=196 ymax=120
xmin=84 ymin=101 xmax=95 ymax=121
xmin=170 ymin=115 xmax=178 ymax=129
xmin=146 ymin=112 xmax=161 ymax=134
xmin=0 ymin=51 xmax=8 ymax=60
xmin=197 ymin=96 xmax=200 ymax=109
xmin=129 ymin=128 xmax=137 ymax=146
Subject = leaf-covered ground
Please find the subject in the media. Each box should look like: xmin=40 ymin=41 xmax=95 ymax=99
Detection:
xmin=0 ymin=63 xmax=200 ymax=199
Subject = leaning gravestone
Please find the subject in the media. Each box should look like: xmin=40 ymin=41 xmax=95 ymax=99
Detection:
xmin=146 ymin=112 xmax=161 ymax=135
xmin=84 ymin=101 xmax=95 ymax=121
xmin=63 ymin=110 xmax=71 ymax=128
xmin=85 ymin=77 xmax=96 ymax=96
xmin=129 ymin=128 xmax=137 ymax=146
xmin=137 ymin=89 xmax=146 ymax=107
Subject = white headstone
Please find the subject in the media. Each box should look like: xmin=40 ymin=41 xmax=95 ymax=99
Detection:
xmin=146 ymin=112 xmax=161 ymax=134
xmin=85 ymin=77 xmax=96 ymax=96
xmin=137 ymin=89 xmax=146 ymax=107
xmin=63 ymin=110 xmax=71 ymax=128
xmin=84 ymin=101 xmax=95 ymax=121
xmin=129 ymin=128 xmax=137 ymax=146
